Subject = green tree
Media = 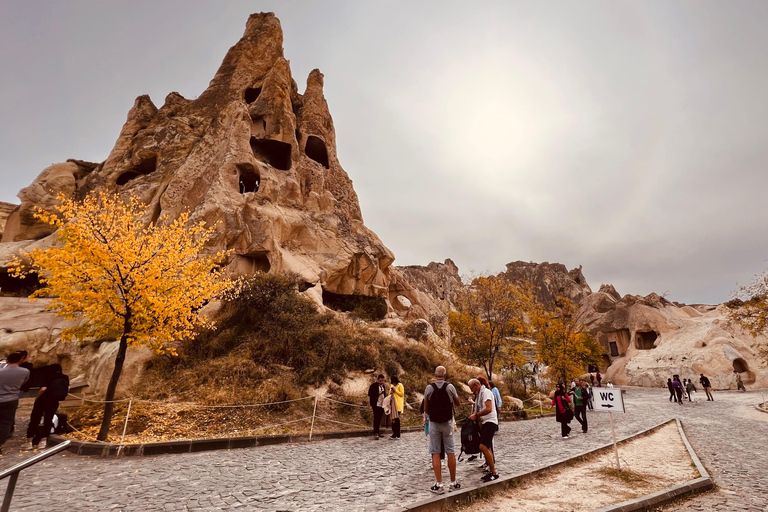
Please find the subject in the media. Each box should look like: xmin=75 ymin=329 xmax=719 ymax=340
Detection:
xmin=449 ymin=275 xmax=532 ymax=382
xmin=12 ymin=192 xmax=234 ymax=441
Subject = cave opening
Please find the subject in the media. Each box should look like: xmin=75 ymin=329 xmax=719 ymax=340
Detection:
xmin=237 ymin=163 xmax=260 ymax=194
xmin=305 ymin=135 xmax=329 ymax=168
xmin=117 ymin=155 xmax=158 ymax=186
xmin=244 ymin=87 xmax=262 ymax=104
xmin=250 ymin=137 xmax=291 ymax=171
xmin=636 ymin=331 xmax=658 ymax=350
xmin=733 ymin=358 xmax=748 ymax=373
xmin=0 ymin=270 xmax=41 ymax=297
xmin=321 ymin=290 xmax=387 ymax=321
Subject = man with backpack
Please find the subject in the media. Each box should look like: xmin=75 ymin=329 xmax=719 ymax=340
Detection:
xmin=27 ymin=364 xmax=69 ymax=448
xmin=423 ymin=366 xmax=462 ymax=494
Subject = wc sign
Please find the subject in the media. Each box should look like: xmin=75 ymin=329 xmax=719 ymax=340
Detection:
xmin=593 ymin=388 xmax=625 ymax=413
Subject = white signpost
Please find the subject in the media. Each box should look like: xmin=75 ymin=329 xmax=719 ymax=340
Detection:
xmin=592 ymin=388 xmax=625 ymax=471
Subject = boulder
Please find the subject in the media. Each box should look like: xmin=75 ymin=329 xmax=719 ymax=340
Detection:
xmin=503 ymin=396 xmax=524 ymax=409
xmin=503 ymin=261 xmax=592 ymax=307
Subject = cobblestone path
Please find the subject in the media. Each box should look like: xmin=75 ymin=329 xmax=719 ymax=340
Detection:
xmin=0 ymin=387 xmax=765 ymax=511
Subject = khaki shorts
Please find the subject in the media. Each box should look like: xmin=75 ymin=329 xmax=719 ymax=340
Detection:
xmin=428 ymin=420 xmax=455 ymax=454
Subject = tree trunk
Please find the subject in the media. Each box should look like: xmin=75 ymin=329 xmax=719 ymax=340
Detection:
xmin=97 ymin=318 xmax=131 ymax=441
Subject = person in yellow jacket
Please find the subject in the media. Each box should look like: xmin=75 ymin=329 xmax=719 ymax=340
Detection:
xmin=390 ymin=375 xmax=405 ymax=439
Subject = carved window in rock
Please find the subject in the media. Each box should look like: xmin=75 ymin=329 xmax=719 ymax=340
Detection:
xmin=237 ymin=163 xmax=260 ymax=194
xmin=116 ymin=155 xmax=158 ymax=186
xmin=609 ymin=341 xmax=619 ymax=357
xmin=305 ymin=135 xmax=329 ymax=168
xmin=250 ymin=137 xmax=291 ymax=171
xmin=635 ymin=331 xmax=657 ymax=350
xmin=244 ymin=87 xmax=262 ymax=104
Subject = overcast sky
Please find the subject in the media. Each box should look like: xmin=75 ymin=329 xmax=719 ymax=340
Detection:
xmin=2 ymin=1 xmax=767 ymax=304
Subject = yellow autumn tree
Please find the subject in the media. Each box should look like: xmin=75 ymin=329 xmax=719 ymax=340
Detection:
xmin=532 ymin=297 xmax=602 ymax=385
xmin=449 ymin=275 xmax=532 ymax=382
xmin=11 ymin=192 xmax=235 ymax=441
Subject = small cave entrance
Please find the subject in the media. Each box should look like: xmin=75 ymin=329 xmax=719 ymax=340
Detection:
xmin=305 ymin=135 xmax=329 ymax=168
xmin=636 ymin=331 xmax=658 ymax=350
xmin=244 ymin=87 xmax=262 ymax=104
xmin=609 ymin=341 xmax=619 ymax=357
xmin=237 ymin=163 xmax=260 ymax=194
xmin=733 ymin=358 xmax=756 ymax=384
xmin=322 ymin=290 xmax=387 ymax=321
xmin=117 ymin=154 xmax=158 ymax=186
xmin=250 ymin=137 xmax=291 ymax=171
xmin=0 ymin=270 xmax=41 ymax=297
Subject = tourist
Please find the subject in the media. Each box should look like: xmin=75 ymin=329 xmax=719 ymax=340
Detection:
xmin=667 ymin=378 xmax=677 ymax=402
xmin=699 ymin=373 xmax=714 ymax=401
xmin=682 ymin=379 xmax=689 ymax=400
xmin=489 ymin=381 xmax=503 ymax=412
xmin=685 ymin=379 xmax=697 ymax=402
xmin=596 ymin=372 xmax=603 ymax=387
xmin=590 ymin=373 xmax=595 ymax=386
xmin=477 ymin=376 xmax=499 ymax=470
xmin=735 ymin=372 xmax=747 ymax=392
xmin=569 ymin=380 xmax=588 ymax=433
xmin=423 ymin=366 xmax=461 ymax=493
xmin=419 ymin=399 xmax=445 ymax=466
xmin=552 ymin=383 xmax=573 ymax=438
xmin=585 ymin=383 xmax=594 ymax=411
xmin=469 ymin=379 xmax=499 ymax=482
xmin=0 ymin=352 xmax=30 ymax=454
xmin=367 ymin=374 xmax=386 ymax=439
xmin=389 ymin=375 xmax=404 ymax=439
xmin=672 ymin=377 xmax=684 ymax=405
xmin=27 ymin=364 xmax=69 ymax=448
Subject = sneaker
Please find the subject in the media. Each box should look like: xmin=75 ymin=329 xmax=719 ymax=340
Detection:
xmin=430 ymin=482 xmax=444 ymax=494
xmin=466 ymin=455 xmax=478 ymax=462
xmin=448 ymin=481 xmax=461 ymax=492
xmin=481 ymin=472 xmax=499 ymax=483
xmin=562 ymin=435 xmax=569 ymax=439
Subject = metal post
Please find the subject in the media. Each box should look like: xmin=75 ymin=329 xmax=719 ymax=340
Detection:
xmin=308 ymin=396 xmax=319 ymax=441
xmin=117 ymin=399 xmax=133 ymax=457
xmin=1 ymin=472 xmax=18 ymax=512
xmin=609 ymin=412 xmax=620 ymax=472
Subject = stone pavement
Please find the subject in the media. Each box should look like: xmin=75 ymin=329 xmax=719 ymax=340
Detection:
xmin=0 ymin=387 xmax=765 ymax=511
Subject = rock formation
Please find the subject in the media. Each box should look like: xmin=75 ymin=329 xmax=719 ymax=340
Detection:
xmin=388 ymin=259 xmax=462 ymax=324
xmin=0 ymin=13 xmax=393 ymax=300
xmin=577 ymin=286 xmax=768 ymax=390
xmin=0 ymin=202 xmax=16 ymax=240
xmin=503 ymin=261 xmax=592 ymax=306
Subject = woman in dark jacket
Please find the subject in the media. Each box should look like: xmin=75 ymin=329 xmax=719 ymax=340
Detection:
xmin=552 ymin=383 xmax=572 ymax=438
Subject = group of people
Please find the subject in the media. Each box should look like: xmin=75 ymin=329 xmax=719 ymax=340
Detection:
xmin=368 ymin=366 xmax=501 ymax=494
xmin=552 ymin=379 xmax=592 ymax=438
xmin=667 ymin=373 xmax=715 ymax=403
xmin=0 ymin=351 xmax=70 ymax=454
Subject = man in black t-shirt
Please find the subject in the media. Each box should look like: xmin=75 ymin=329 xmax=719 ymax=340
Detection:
xmin=27 ymin=364 xmax=68 ymax=448
xmin=699 ymin=373 xmax=714 ymax=401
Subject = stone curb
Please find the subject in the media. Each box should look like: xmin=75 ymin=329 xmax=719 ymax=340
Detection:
xmin=591 ymin=418 xmax=714 ymax=512
xmin=402 ymin=418 xmax=706 ymax=512
xmin=46 ymin=425 xmax=426 ymax=457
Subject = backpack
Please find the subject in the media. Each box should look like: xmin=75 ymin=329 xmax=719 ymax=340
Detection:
xmin=427 ymin=382 xmax=453 ymax=423
xmin=458 ymin=419 xmax=481 ymax=461
xmin=49 ymin=374 xmax=69 ymax=401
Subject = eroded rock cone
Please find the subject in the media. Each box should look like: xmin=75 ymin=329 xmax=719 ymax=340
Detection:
xmin=2 ymin=12 xmax=394 ymax=298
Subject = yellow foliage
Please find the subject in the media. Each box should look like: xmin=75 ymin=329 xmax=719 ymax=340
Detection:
xmin=11 ymin=192 xmax=234 ymax=354
xmin=449 ymin=275 xmax=532 ymax=381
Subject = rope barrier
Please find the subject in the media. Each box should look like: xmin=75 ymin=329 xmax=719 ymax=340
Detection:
xmin=312 ymin=416 xmax=368 ymax=428
xmin=67 ymin=393 xmax=314 ymax=408
xmin=321 ymin=397 xmax=368 ymax=408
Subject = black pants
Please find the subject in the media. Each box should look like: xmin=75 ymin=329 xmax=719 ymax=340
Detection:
xmin=574 ymin=405 xmax=588 ymax=432
xmin=372 ymin=406 xmax=384 ymax=435
xmin=559 ymin=420 xmax=571 ymax=437
xmin=392 ymin=417 xmax=401 ymax=438
xmin=27 ymin=396 xmax=59 ymax=444
xmin=669 ymin=389 xmax=676 ymax=402
xmin=0 ymin=400 xmax=19 ymax=448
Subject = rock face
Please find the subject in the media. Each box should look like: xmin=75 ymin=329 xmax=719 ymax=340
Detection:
xmin=388 ymin=259 xmax=462 ymax=326
xmin=0 ymin=202 xmax=17 ymax=240
xmin=1 ymin=13 xmax=393 ymax=299
xmin=577 ymin=288 xmax=768 ymax=390
xmin=503 ymin=261 xmax=592 ymax=306
xmin=0 ymin=297 xmax=153 ymax=396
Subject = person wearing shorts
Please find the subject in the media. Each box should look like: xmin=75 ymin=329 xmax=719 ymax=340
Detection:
xmin=469 ymin=378 xmax=499 ymax=482
xmin=423 ymin=366 xmax=461 ymax=494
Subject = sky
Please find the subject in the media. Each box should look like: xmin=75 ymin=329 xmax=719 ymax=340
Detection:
xmin=1 ymin=1 xmax=767 ymax=304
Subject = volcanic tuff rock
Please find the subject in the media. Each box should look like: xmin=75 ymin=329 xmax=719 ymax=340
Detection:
xmin=0 ymin=202 xmax=16 ymax=239
xmin=576 ymin=287 xmax=768 ymax=390
xmin=388 ymin=259 xmax=462 ymax=328
xmin=503 ymin=261 xmax=592 ymax=306
xmin=1 ymin=12 xmax=393 ymax=299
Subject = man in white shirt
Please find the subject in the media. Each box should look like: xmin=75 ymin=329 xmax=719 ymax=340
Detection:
xmin=469 ymin=378 xmax=499 ymax=482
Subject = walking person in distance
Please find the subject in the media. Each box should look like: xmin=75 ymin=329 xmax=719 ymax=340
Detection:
xmin=699 ymin=373 xmax=714 ymax=401
xmin=368 ymin=374 xmax=386 ymax=439
xmin=0 ymin=352 xmax=30 ymax=454
xmin=552 ymin=383 xmax=573 ymax=438
xmin=389 ymin=375 xmax=404 ymax=439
